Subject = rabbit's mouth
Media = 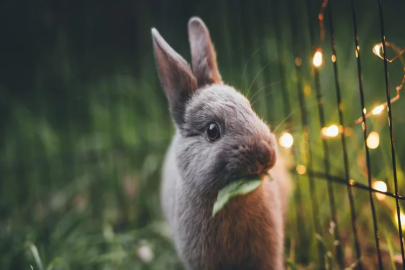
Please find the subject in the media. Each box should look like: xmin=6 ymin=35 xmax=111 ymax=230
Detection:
xmin=244 ymin=174 xmax=262 ymax=181
xmin=217 ymin=174 xmax=257 ymax=191
xmin=226 ymin=173 xmax=261 ymax=184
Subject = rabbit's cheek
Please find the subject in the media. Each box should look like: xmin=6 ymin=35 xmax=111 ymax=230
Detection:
xmin=267 ymin=147 xmax=277 ymax=171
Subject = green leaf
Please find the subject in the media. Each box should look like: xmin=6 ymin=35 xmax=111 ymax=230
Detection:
xmin=26 ymin=242 xmax=44 ymax=270
xmin=212 ymin=178 xmax=262 ymax=217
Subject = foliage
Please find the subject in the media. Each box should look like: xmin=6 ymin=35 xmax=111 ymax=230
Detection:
xmin=212 ymin=178 xmax=262 ymax=217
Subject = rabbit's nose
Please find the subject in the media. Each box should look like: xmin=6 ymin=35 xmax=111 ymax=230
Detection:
xmin=257 ymin=140 xmax=276 ymax=174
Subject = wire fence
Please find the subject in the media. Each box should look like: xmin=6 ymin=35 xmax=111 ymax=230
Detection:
xmin=282 ymin=0 xmax=405 ymax=269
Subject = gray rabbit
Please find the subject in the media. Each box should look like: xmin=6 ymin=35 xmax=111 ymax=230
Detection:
xmin=151 ymin=17 xmax=291 ymax=270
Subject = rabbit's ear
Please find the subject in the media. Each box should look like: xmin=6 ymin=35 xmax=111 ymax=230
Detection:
xmin=188 ymin=17 xmax=222 ymax=88
xmin=152 ymin=28 xmax=197 ymax=125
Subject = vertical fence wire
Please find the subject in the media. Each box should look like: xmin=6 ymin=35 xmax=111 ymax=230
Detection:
xmin=271 ymin=0 xmax=310 ymax=264
xmin=288 ymin=0 xmax=324 ymax=266
xmin=327 ymin=3 xmax=362 ymax=268
xmin=377 ymin=0 xmax=405 ymax=267
xmin=325 ymin=2 xmax=363 ymax=268
xmin=306 ymin=1 xmax=345 ymax=267
xmin=350 ymin=1 xmax=383 ymax=268
xmin=330 ymin=0 xmax=362 ymax=270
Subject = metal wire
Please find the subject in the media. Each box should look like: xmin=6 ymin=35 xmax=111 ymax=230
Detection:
xmin=302 ymin=171 xmax=404 ymax=200
xmin=271 ymin=0 xmax=310 ymax=264
xmin=350 ymin=1 xmax=383 ymax=267
xmin=377 ymin=0 xmax=405 ymax=267
xmin=306 ymin=0 xmax=347 ymax=267
xmin=288 ymin=0 xmax=324 ymax=266
xmin=326 ymin=3 xmax=360 ymax=268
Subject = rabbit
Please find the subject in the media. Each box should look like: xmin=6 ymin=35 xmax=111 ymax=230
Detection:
xmin=151 ymin=17 xmax=291 ymax=270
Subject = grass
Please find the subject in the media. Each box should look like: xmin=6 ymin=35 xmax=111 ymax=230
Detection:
xmin=1 ymin=0 xmax=405 ymax=269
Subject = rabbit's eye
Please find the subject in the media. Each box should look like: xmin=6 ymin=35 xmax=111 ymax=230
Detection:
xmin=206 ymin=122 xmax=221 ymax=142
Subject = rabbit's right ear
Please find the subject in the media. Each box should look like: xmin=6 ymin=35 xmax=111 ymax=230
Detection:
xmin=151 ymin=28 xmax=197 ymax=125
xmin=188 ymin=17 xmax=222 ymax=88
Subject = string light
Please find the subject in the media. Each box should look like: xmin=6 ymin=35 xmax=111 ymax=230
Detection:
xmin=296 ymin=165 xmax=306 ymax=175
xmin=373 ymin=44 xmax=381 ymax=56
xmin=279 ymin=132 xmax=294 ymax=148
xmin=315 ymin=0 xmax=404 ymax=126
xmin=373 ymin=42 xmax=405 ymax=63
xmin=317 ymin=0 xmax=328 ymax=51
xmin=366 ymin=131 xmax=380 ymax=149
xmin=372 ymin=105 xmax=384 ymax=115
xmin=311 ymin=0 xmax=328 ymax=67
xmin=313 ymin=49 xmax=323 ymax=67
xmin=321 ymin=125 xmax=340 ymax=138
xmin=372 ymin=181 xmax=387 ymax=201
xmin=353 ymin=42 xmax=404 ymax=125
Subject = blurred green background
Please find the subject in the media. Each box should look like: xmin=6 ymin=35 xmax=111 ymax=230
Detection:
xmin=1 ymin=0 xmax=405 ymax=269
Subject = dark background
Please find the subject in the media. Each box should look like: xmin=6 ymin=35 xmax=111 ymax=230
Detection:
xmin=1 ymin=0 xmax=405 ymax=269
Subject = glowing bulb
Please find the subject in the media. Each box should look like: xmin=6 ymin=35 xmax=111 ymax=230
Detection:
xmin=394 ymin=211 xmax=405 ymax=230
xmin=304 ymin=84 xmax=311 ymax=96
xmin=322 ymin=125 xmax=339 ymax=138
xmin=296 ymin=165 xmax=306 ymax=175
xmin=279 ymin=133 xmax=294 ymax=148
xmin=373 ymin=44 xmax=381 ymax=56
xmin=313 ymin=49 xmax=323 ymax=67
xmin=372 ymin=105 xmax=384 ymax=115
xmin=367 ymin=132 xmax=380 ymax=149
xmin=372 ymin=181 xmax=387 ymax=201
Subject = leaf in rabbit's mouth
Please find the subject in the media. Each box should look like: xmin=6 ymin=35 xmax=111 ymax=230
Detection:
xmin=212 ymin=173 xmax=273 ymax=217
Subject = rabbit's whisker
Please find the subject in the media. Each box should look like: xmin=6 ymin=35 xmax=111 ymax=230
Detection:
xmin=240 ymin=47 xmax=262 ymax=92
xmin=250 ymin=90 xmax=276 ymax=108
xmin=250 ymin=82 xmax=280 ymax=107
xmin=249 ymin=80 xmax=281 ymax=104
xmin=272 ymin=111 xmax=295 ymax=134
xmin=246 ymin=57 xmax=277 ymax=98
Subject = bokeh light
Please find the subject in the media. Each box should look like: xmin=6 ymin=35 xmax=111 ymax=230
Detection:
xmin=296 ymin=165 xmax=306 ymax=175
xmin=373 ymin=44 xmax=381 ymax=56
xmin=367 ymin=132 xmax=380 ymax=149
xmin=372 ymin=181 xmax=387 ymax=201
xmin=279 ymin=133 xmax=294 ymax=148
xmin=321 ymin=125 xmax=339 ymax=138
xmin=372 ymin=105 xmax=385 ymax=115
xmin=313 ymin=49 xmax=323 ymax=67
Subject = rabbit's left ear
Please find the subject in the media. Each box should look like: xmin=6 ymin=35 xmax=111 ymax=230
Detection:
xmin=152 ymin=28 xmax=198 ymax=126
xmin=188 ymin=17 xmax=223 ymax=88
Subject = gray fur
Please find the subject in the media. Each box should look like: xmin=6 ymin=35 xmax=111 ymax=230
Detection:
xmin=188 ymin=17 xmax=222 ymax=87
xmin=152 ymin=28 xmax=197 ymax=125
xmin=153 ymin=17 xmax=291 ymax=270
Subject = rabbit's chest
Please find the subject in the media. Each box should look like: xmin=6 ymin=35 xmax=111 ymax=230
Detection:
xmin=180 ymin=185 xmax=284 ymax=269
